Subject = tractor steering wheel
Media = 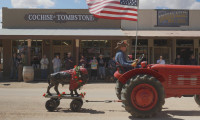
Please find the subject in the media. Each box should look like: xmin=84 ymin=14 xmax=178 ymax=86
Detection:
xmin=136 ymin=54 xmax=144 ymax=64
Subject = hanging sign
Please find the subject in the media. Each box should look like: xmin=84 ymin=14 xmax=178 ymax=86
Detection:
xmin=157 ymin=10 xmax=189 ymax=27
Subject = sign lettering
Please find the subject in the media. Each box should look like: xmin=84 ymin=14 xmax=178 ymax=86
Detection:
xmin=24 ymin=12 xmax=98 ymax=23
xmin=157 ymin=10 xmax=189 ymax=27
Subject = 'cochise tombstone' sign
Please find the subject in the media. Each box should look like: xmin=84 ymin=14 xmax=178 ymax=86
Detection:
xmin=157 ymin=10 xmax=189 ymax=27
xmin=24 ymin=12 xmax=98 ymax=23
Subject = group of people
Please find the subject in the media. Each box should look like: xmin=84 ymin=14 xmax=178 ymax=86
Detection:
xmin=88 ymin=55 xmax=116 ymax=81
xmin=157 ymin=54 xmax=197 ymax=65
xmin=175 ymin=54 xmax=197 ymax=65
xmin=12 ymin=40 xmax=199 ymax=82
xmin=9 ymin=40 xmax=139 ymax=82
xmin=10 ymin=53 xmax=27 ymax=81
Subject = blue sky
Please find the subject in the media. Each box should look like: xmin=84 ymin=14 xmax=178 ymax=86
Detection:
xmin=1 ymin=0 xmax=200 ymax=28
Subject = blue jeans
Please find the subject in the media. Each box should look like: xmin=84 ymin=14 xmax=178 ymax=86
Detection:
xmin=41 ymin=69 xmax=48 ymax=79
xmin=53 ymin=67 xmax=60 ymax=73
xmin=99 ymin=67 xmax=105 ymax=78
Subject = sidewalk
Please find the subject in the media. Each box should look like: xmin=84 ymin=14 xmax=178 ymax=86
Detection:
xmin=0 ymin=81 xmax=116 ymax=89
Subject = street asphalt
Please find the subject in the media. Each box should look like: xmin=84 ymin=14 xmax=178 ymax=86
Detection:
xmin=0 ymin=82 xmax=200 ymax=120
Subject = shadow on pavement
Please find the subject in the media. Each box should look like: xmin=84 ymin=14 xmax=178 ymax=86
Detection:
xmin=128 ymin=110 xmax=200 ymax=120
xmin=57 ymin=108 xmax=105 ymax=114
xmin=165 ymin=110 xmax=200 ymax=116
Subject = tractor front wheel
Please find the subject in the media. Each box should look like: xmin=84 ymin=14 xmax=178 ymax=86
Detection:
xmin=194 ymin=95 xmax=200 ymax=106
xmin=121 ymin=75 xmax=165 ymax=118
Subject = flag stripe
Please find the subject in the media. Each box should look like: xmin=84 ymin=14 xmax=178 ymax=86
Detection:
xmin=96 ymin=13 xmax=137 ymax=19
xmin=100 ymin=10 xmax=137 ymax=16
xmin=87 ymin=0 xmax=138 ymax=21
xmin=89 ymin=4 xmax=138 ymax=14
xmin=90 ymin=6 xmax=138 ymax=15
xmin=88 ymin=1 xmax=137 ymax=10
xmin=94 ymin=14 xmax=138 ymax=21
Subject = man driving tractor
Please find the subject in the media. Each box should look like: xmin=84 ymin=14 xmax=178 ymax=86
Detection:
xmin=115 ymin=40 xmax=138 ymax=74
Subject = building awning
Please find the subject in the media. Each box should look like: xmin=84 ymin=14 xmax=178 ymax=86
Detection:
xmin=0 ymin=29 xmax=127 ymax=40
xmin=123 ymin=31 xmax=200 ymax=38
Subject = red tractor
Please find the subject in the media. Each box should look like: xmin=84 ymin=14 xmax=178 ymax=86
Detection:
xmin=114 ymin=54 xmax=200 ymax=118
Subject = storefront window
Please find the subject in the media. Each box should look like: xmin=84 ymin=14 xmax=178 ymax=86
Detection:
xmin=154 ymin=39 xmax=172 ymax=64
xmin=52 ymin=40 xmax=73 ymax=69
xmin=12 ymin=40 xmax=28 ymax=66
xmin=176 ymin=39 xmax=194 ymax=65
xmin=154 ymin=39 xmax=168 ymax=46
xmin=132 ymin=39 xmax=148 ymax=61
xmin=12 ymin=40 xmax=43 ymax=68
xmin=177 ymin=39 xmax=193 ymax=47
xmin=31 ymin=40 xmax=43 ymax=69
xmin=80 ymin=40 xmax=112 ymax=68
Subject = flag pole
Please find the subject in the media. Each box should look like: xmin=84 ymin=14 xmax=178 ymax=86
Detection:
xmin=134 ymin=0 xmax=140 ymax=60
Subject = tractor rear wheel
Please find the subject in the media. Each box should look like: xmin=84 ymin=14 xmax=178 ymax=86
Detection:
xmin=194 ymin=95 xmax=200 ymax=106
xmin=115 ymin=80 xmax=123 ymax=100
xmin=121 ymin=75 xmax=164 ymax=118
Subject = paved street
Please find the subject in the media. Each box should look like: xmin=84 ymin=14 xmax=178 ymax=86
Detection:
xmin=0 ymin=82 xmax=200 ymax=120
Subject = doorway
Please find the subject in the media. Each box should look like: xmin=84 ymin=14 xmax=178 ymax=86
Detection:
xmin=153 ymin=39 xmax=172 ymax=64
xmin=52 ymin=40 xmax=72 ymax=69
xmin=176 ymin=40 xmax=194 ymax=65
xmin=176 ymin=48 xmax=193 ymax=65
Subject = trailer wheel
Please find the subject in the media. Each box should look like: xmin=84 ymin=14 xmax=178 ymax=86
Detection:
xmin=121 ymin=75 xmax=164 ymax=118
xmin=77 ymin=99 xmax=83 ymax=107
xmin=194 ymin=95 xmax=200 ymax=106
xmin=115 ymin=80 xmax=123 ymax=100
xmin=70 ymin=99 xmax=82 ymax=112
xmin=45 ymin=99 xmax=57 ymax=112
xmin=51 ymin=98 xmax=60 ymax=107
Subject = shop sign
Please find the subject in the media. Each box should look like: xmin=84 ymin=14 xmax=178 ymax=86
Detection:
xmin=157 ymin=10 xmax=189 ymax=27
xmin=24 ymin=12 xmax=98 ymax=23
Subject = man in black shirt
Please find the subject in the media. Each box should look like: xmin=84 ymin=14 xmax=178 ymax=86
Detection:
xmin=98 ymin=55 xmax=106 ymax=80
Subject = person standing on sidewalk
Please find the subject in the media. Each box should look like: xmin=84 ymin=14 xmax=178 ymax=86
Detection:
xmin=157 ymin=56 xmax=165 ymax=64
xmin=17 ymin=54 xmax=23 ymax=82
xmin=10 ymin=53 xmax=18 ymax=79
xmin=89 ymin=56 xmax=98 ymax=81
xmin=175 ymin=54 xmax=183 ymax=65
xmin=98 ymin=55 xmax=106 ymax=80
xmin=79 ymin=55 xmax=87 ymax=68
xmin=65 ymin=52 xmax=73 ymax=70
xmin=40 ymin=55 xmax=49 ymax=79
xmin=189 ymin=55 xmax=197 ymax=65
xmin=52 ymin=55 xmax=61 ymax=73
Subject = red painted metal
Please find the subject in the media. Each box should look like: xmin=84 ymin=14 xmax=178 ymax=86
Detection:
xmin=114 ymin=70 xmax=122 ymax=80
xmin=117 ymin=68 xmax=165 ymax=84
xmin=116 ymin=63 xmax=200 ymax=99
xmin=62 ymin=68 xmax=88 ymax=91
xmin=131 ymin=84 xmax=158 ymax=111
xmin=141 ymin=61 xmax=147 ymax=68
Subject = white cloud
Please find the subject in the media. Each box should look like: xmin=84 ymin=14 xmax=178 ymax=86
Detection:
xmin=140 ymin=0 xmax=200 ymax=9
xmin=11 ymin=0 xmax=55 ymax=8
xmin=74 ymin=0 xmax=81 ymax=3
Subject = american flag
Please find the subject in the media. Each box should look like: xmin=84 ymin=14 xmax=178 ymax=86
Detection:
xmin=86 ymin=0 xmax=138 ymax=21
